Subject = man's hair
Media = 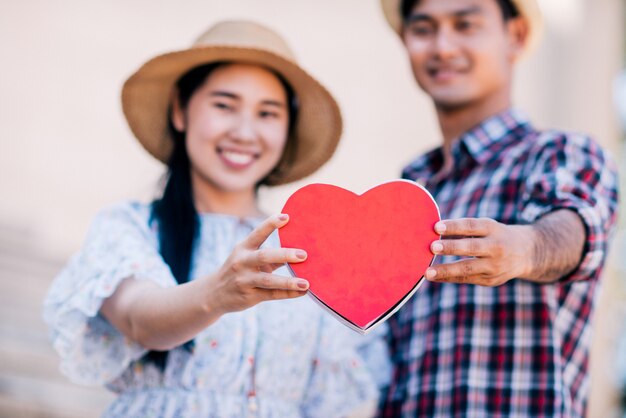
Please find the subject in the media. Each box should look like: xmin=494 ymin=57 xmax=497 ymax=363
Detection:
xmin=401 ymin=0 xmax=520 ymax=22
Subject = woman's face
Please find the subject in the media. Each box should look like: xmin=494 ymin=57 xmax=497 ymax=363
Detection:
xmin=172 ymin=63 xmax=289 ymax=197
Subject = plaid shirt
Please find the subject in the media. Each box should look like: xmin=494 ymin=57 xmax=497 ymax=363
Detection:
xmin=379 ymin=109 xmax=619 ymax=418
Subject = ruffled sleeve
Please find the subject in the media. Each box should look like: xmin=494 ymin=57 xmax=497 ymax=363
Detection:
xmin=42 ymin=202 xmax=177 ymax=385
xmin=301 ymin=315 xmax=391 ymax=418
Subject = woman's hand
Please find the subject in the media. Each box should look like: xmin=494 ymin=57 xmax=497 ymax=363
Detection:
xmin=205 ymin=213 xmax=310 ymax=315
xmin=100 ymin=213 xmax=309 ymax=351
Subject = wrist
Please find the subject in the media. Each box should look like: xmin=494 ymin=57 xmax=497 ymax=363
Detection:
xmin=195 ymin=274 xmax=226 ymax=322
xmin=517 ymin=224 xmax=541 ymax=281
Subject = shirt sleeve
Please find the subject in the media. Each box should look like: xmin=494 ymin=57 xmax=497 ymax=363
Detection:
xmin=519 ymin=132 xmax=619 ymax=283
xmin=42 ymin=202 xmax=177 ymax=385
xmin=300 ymin=315 xmax=391 ymax=418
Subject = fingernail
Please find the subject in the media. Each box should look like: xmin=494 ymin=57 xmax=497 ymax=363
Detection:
xmin=431 ymin=242 xmax=443 ymax=253
xmin=296 ymin=250 xmax=307 ymax=260
xmin=425 ymin=268 xmax=437 ymax=279
xmin=297 ymin=279 xmax=309 ymax=289
xmin=279 ymin=214 xmax=289 ymax=221
xmin=434 ymin=222 xmax=446 ymax=234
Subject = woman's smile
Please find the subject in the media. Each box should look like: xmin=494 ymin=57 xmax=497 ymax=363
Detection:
xmin=217 ymin=146 xmax=260 ymax=169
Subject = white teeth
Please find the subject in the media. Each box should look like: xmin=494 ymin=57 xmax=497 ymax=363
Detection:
xmin=222 ymin=150 xmax=254 ymax=165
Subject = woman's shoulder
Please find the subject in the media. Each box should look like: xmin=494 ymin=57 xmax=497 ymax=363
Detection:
xmin=80 ymin=200 xmax=158 ymax=248
xmin=90 ymin=200 xmax=153 ymax=229
xmin=95 ymin=200 xmax=152 ymax=219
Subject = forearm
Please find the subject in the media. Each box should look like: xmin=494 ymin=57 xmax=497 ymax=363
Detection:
xmin=99 ymin=215 xmax=310 ymax=351
xmin=101 ymin=275 xmax=223 ymax=351
xmin=523 ymin=209 xmax=586 ymax=283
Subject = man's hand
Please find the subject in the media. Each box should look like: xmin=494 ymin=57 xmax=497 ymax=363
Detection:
xmin=425 ymin=218 xmax=534 ymax=286
xmin=425 ymin=210 xmax=585 ymax=286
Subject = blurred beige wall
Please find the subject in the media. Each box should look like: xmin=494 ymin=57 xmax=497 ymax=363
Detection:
xmin=0 ymin=0 xmax=623 ymax=256
xmin=0 ymin=0 xmax=443 ymax=260
xmin=0 ymin=0 xmax=624 ymax=416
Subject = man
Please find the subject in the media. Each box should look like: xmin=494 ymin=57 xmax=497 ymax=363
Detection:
xmin=377 ymin=0 xmax=619 ymax=416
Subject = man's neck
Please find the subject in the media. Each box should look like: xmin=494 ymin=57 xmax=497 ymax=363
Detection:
xmin=435 ymin=93 xmax=512 ymax=168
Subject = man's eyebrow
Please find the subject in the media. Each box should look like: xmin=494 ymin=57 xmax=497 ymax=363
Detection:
xmin=454 ymin=6 xmax=483 ymax=17
xmin=406 ymin=13 xmax=434 ymax=24
xmin=406 ymin=6 xmax=483 ymax=23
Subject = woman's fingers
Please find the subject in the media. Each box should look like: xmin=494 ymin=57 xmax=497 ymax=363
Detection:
xmin=251 ymin=272 xmax=309 ymax=291
xmin=259 ymin=289 xmax=308 ymax=301
xmin=242 ymin=214 xmax=289 ymax=249
xmin=244 ymin=247 xmax=307 ymax=267
xmin=259 ymin=263 xmax=292 ymax=274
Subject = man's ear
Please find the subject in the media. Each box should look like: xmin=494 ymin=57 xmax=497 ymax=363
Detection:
xmin=507 ymin=16 xmax=530 ymax=61
xmin=170 ymin=89 xmax=186 ymax=133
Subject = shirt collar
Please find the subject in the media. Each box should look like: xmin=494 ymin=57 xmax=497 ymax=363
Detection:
xmin=458 ymin=108 xmax=533 ymax=165
xmin=402 ymin=108 xmax=533 ymax=181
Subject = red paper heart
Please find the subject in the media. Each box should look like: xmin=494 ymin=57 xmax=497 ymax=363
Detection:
xmin=278 ymin=180 xmax=440 ymax=333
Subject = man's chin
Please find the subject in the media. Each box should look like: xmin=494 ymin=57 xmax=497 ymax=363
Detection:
xmin=433 ymin=98 xmax=474 ymax=113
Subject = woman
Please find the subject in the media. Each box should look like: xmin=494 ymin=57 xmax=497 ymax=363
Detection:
xmin=44 ymin=20 xmax=388 ymax=417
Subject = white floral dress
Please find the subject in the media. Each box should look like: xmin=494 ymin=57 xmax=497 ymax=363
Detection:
xmin=43 ymin=201 xmax=390 ymax=418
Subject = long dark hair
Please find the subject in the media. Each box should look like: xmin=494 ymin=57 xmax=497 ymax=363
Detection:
xmin=144 ymin=62 xmax=298 ymax=369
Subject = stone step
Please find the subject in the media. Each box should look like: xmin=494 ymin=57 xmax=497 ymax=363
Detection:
xmin=0 ymin=251 xmax=63 ymax=286
xmin=0 ymin=395 xmax=84 ymax=418
xmin=0 ymin=300 xmax=50 ymax=335
xmin=0 ymin=224 xmax=114 ymax=417
xmin=0 ymin=328 xmax=65 ymax=381
xmin=0 ymin=372 xmax=112 ymax=418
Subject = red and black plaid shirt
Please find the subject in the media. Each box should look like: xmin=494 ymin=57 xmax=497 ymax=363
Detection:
xmin=379 ymin=109 xmax=619 ymax=418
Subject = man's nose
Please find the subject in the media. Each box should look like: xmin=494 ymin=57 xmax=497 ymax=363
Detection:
xmin=433 ymin=27 xmax=460 ymax=58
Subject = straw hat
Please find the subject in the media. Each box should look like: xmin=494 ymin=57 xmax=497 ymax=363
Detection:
xmin=122 ymin=20 xmax=342 ymax=185
xmin=380 ymin=0 xmax=543 ymax=56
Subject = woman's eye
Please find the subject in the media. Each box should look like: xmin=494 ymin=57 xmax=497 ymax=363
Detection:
xmin=259 ymin=110 xmax=279 ymax=119
xmin=213 ymin=102 xmax=233 ymax=111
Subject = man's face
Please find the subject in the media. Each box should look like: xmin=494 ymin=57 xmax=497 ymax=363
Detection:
xmin=402 ymin=0 xmax=523 ymax=110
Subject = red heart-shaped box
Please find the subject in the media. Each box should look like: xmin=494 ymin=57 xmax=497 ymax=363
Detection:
xmin=278 ymin=180 xmax=440 ymax=333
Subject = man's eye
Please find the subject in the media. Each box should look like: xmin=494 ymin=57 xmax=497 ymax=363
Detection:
xmin=456 ymin=20 xmax=477 ymax=31
xmin=408 ymin=23 xmax=434 ymax=36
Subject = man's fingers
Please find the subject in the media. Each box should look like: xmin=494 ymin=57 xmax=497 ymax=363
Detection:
xmin=430 ymin=238 xmax=490 ymax=257
xmin=252 ymin=272 xmax=309 ymax=291
xmin=435 ymin=218 xmax=495 ymax=237
xmin=244 ymin=248 xmax=307 ymax=267
xmin=425 ymin=259 xmax=495 ymax=284
xmin=242 ymin=214 xmax=289 ymax=249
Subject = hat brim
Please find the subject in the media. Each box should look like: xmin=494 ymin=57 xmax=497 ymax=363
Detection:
xmin=122 ymin=46 xmax=342 ymax=185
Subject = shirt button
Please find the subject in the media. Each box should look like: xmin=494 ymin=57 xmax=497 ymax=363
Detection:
xmin=248 ymin=397 xmax=258 ymax=413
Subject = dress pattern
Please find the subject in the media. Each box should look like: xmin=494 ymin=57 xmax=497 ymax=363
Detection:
xmin=44 ymin=202 xmax=389 ymax=417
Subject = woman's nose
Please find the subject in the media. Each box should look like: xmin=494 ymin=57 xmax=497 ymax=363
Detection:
xmin=229 ymin=113 xmax=257 ymax=143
